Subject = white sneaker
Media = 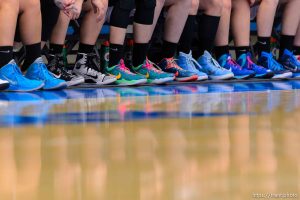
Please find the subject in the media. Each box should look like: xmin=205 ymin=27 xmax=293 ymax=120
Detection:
xmin=73 ymin=53 xmax=116 ymax=85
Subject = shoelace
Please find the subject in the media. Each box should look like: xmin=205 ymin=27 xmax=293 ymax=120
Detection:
xmin=11 ymin=63 xmax=25 ymax=82
xmin=289 ymin=53 xmax=300 ymax=66
xmin=166 ymin=58 xmax=183 ymax=70
xmin=246 ymin=56 xmax=255 ymax=69
xmin=267 ymin=53 xmax=283 ymax=71
xmin=87 ymin=53 xmax=101 ymax=71
xmin=227 ymin=57 xmax=242 ymax=70
xmin=48 ymin=55 xmax=63 ymax=73
xmin=80 ymin=54 xmax=103 ymax=77
xmin=185 ymin=53 xmax=200 ymax=71
xmin=144 ymin=59 xmax=163 ymax=73
xmin=209 ymin=57 xmax=224 ymax=70
xmin=40 ymin=62 xmax=56 ymax=80
xmin=119 ymin=59 xmax=134 ymax=74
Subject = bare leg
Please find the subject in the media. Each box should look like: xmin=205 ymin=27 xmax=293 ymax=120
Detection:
xmin=50 ymin=12 xmax=71 ymax=45
xmin=294 ymin=22 xmax=300 ymax=56
xmin=80 ymin=0 xmax=107 ymax=45
xmin=231 ymin=0 xmax=250 ymax=47
xmin=0 ymin=0 xmax=19 ymax=67
xmin=18 ymin=0 xmax=41 ymax=45
xmin=281 ymin=0 xmax=300 ymax=36
xmin=214 ymin=0 xmax=231 ymax=59
xmin=257 ymin=0 xmax=279 ymax=37
xmin=0 ymin=0 xmax=19 ymax=46
xmin=280 ymin=0 xmax=300 ymax=56
xmin=163 ymin=0 xmax=191 ymax=43
xmin=231 ymin=0 xmax=252 ymax=59
xmin=294 ymin=22 xmax=300 ymax=47
xmin=256 ymin=0 xmax=279 ymax=55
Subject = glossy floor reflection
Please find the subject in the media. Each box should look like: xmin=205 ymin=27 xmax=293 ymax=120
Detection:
xmin=0 ymin=81 xmax=300 ymax=200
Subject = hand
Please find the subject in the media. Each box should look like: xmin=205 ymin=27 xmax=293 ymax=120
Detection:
xmin=248 ymin=0 xmax=256 ymax=6
xmin=64 ymin=0 xmax=83 ymax=20
xmin=54 ymin=0 xmax=75 ymax=10
xmin=91 ymin=0 xmax=107 ymax=22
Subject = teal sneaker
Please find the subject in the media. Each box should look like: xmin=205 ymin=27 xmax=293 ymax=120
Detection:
xmin=0 ymin=60 xmax=44 ymax=92
xmin=132 ymin=58 xmax=174 ymax=84
xmin=177 ymin=51 xmax=208 ymax=81
xmin=105 ymin=59 xmax=147 ymax=86
xmin=26 ymin=57 xmax=67 ymax=90
xmin=197 ymin=51 xmax=234 ymax=80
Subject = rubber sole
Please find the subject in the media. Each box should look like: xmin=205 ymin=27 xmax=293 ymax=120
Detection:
xmin=0 ymin=82 xmax=10 ymax=91
xmin=209 ymin=73 xmax=234 ymax=80
xmin=272 ymin=72 xmax=293 ymax=80
xmin=116 ymin=79 xmax=147 ymax=86
xmin=255 ymin=71 xmax=275 ymax=79
xmin=67 ymin=77 xmax=85 ymax=87
xmin=235 ymin=73 xmax=256 ymax=80
xmin=197 ymin=75 xmax=209 ymax=81
xmin=43 ymin=82 xmax=67 ymax=90
xmin=176 ymin=75 xmax=199 ymax=82
xmin=148 ymin=77 xmax=175 ymax=84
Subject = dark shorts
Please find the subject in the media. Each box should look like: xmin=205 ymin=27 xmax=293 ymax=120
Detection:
xmin=109 ymin=0 xmax=156 ymax=10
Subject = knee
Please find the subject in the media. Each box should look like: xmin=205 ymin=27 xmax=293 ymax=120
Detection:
xmin=209 ymin=0 xmax=223 ymax=12
xmin=0 ymin=0 xmax=20 ymax=13
xmin=261 ymin=0 xmax=279 ymax=6
xmin=190 ymin=0 xmax=199 ymax=15
xmin=181 ymin=0 xmax=192 ymax=9
xmin=203 ymin=0 xmax=223 ymax=14
xmin=85 ymin=0 xmax=108 ymax=20
xmin=22 ymin=0 xmax=41 ymax=13
xmin=157 ymin=0 xmax=166 ymax=6
xmin=222 ymin=0 xmax=232 ymax=13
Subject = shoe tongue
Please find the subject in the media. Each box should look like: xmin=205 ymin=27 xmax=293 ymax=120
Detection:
xmin=8 ymin=59 xmax=17 ymax=65
xmin=34 ymin=57 xmax=44 ymax=64
xmin=203 ymin=51 xmax=212 ymax=58
xmin=284 ymin=49 xmax=293 ymax=56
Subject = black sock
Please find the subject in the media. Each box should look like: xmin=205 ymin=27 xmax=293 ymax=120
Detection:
xmin=280 ymin=35 xmax=294 ymax=57
xmin=235 ymin=46 xmax=250 ymax=59
xmin=132 ymin=43 xmax=149 ymax=67
xmin=197 ymin=14 xmax=221 ymax=56
xmin=294 ymin=46 xmax=300 ymax=55
xmin=256 ymin=36 xmax=271 ymax=56
xmin=76 ymin=43 xmax=94 ymax=62
xmin=178 ymin=15 xmax=196 ymax=54
xmin=109 ymin=43 xmax=124 ymax=67
xmin=49 ymin=43 xmax=63 ymax=55
xmin=0 ymin=46 xmax=13 ymax=68
xmin=214 ymin=45 xmax=229 ymax=59
xmin=22 ymin=43 xmax=42 ymax=71
xmin=161 ymin=40 xmax=177 ymax=59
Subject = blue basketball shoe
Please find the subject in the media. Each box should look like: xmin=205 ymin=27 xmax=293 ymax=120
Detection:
xmin=258 ymin=52 xmax=292 ymax=79
xmin=279 ymin=49 xmax=300 ymax=77
xmin=197 ymin=51 xmax=234 ymax=80
xmin=237 ymin=53 xmax=274 ymax=79
xmin=177 ymin=51 xmax=208 ymax=81
xmin=26 ymin=57 xmax=67 ymax=90
xmin=0 ymin=60 xmax=44 ymax=92
xmin=218 ymin=54 xmax=255 ymax=79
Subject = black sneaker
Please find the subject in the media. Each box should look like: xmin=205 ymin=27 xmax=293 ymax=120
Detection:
xmin=47 ymin=54 xmax=85 ymax=87
xmin=73 ymin=53 xmax=116 ymax=85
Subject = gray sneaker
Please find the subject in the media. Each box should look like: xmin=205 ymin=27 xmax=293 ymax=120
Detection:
xmin=73 ymin=53 xmax=116 ymax=85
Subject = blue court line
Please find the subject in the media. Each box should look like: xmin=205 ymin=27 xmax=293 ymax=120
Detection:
xmin=1 ymin=81 xmax=300 ymax=102
xmin=0 ymin=111 xmax=252 ymax=127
